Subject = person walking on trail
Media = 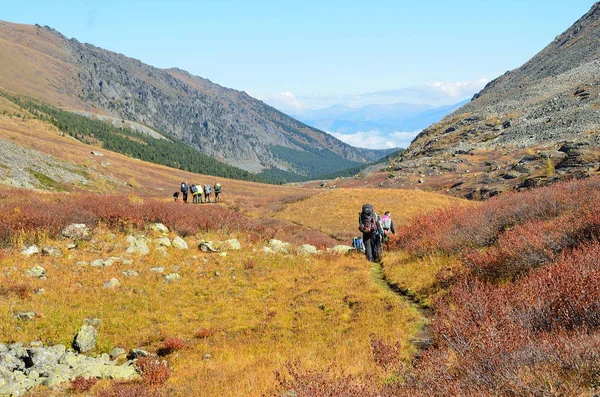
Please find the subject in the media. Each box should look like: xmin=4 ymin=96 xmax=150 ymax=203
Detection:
xmin=191 ymin=184 xmax=199 ymax=204
xmin=380 ymin=211 xmax=396 ymax=243
xmin=180 ymin=182 xmax=189 ymax=203
xmin=214 ymin=182 xmax=221 ymax=203
xmin=358 ymin=204 xmax=383 ymax=262
xmin=203 ymin=184 xmax=212 ymax=203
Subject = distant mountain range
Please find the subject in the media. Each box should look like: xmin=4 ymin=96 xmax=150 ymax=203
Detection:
xmin=291 ymin=100 xmax=469 ymax=144
xmin=0 ymin=21 xmax=396 ymax=183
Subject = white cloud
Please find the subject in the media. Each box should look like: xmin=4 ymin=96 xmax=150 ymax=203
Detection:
xmin=258 ymin=91 xmax=306 ymax=112
xmin=427 ymin=78 xmax=489 ymax=98
xmin=330 ymin=130 xmax=420 ymax=150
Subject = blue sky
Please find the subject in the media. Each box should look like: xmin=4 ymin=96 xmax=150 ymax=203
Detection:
xmin=3 ymin=1 xmax=597 ymax=147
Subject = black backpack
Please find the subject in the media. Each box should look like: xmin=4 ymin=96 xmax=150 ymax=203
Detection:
xmin=181 ymin=182 xmax=188 ymax=193
xmin=358 ymin=204 xmax=376 ymax=233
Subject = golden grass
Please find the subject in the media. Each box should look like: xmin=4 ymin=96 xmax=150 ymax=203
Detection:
xmin=382 ymin=251 xmax=462 ymax=307
xmin=0 ymin=227 xmax=422 ymax=396
xmin=275 ymin=188 xmax=465 ymax=240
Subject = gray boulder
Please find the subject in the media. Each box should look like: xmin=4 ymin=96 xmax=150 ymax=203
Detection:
xmin=172 ymin=236 xmax=188 ymax=250
xmin=268 ymin=239 xmax=291 ymax=254
xmin=149 ymin=223 xmax=169 ymax=234
xmin=164 ymin=273 xmax=181 ymax=282
xmin=154 ymin=237 xmax=171 ymax=247
xmin=73 ymin=325 xmax=97 ymax=353
xmin=297 ymin=244 xmax=318 ymax=255
xmin=61 ymin=223 xmax=90 ymax=240
xmin=126 ymin=236 xmax=149 ymax=256
xmin=14 ymin=312 xmax=36 ymax=321
xmin=102 ymin=278 xmax=120 ymax=289
xmin=198 ymin=241 xmax=219 ymax=252
xmin=122 ymin=270 xmax=140 ymax=277
xmin=150 ymin=267 xmax=164 ymax=273
xmin=328 ymin=245 xmax=354 ymax=255
xmin=20 ymin=246 xmax=39 ymax=256
xmin=110 ymin=347 xmax=126 ymax=360
xmin=24 ymin=266 xmax=46 ymax=278
xmin=223 ymin=239 xmax=242 ymax=250
xmin=41 ymin=247 xmax=62 ymax=257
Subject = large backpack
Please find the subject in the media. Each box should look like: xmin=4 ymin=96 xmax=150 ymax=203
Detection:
xmin=381 ymin=215 xmax=392 ymax=230
xmin=181 ymin=182 xmax=188 ymax=193
xmin=190 ymin=185 xmax=198 ymax=194
xmin=214 ymin=183 xmax=221 ymax=193
xmin=358 ymin=204 xmax=376 ymax=234
xmin=204 ymin=184 xmax=211 ymax=194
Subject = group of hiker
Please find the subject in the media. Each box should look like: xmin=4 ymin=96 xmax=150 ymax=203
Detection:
xmin=174 ymin=181 xmax=221 ymax=204
xmin=355 ymin=204 xmax=396 ymax=262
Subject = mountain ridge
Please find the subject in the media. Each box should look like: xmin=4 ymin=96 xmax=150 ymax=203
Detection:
xmin=0 ymin=20 xmax=393 ymax=180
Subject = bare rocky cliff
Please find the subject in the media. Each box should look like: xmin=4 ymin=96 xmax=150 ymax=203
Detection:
xmin=387 ymin=2 xmax=600 ymax=198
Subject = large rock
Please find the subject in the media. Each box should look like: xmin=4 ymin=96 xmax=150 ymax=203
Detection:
xmin=154 ymin=237 xmax=172 ymax=247
xmin=223 ymin=239 xmax=242 ymax=250
xmin=61 ymin=223 xmax=90 ymax=240
xmin=149 ymin=223 xmax=169 ymax=234
xmin=268 ymin=239 xmax=291 ymax=254
xmin=126 ymin=235 xmax=149 ymax=255
xmin=198 ymin=241 xmax=219 ymax=252
xmin=73 ymin=325 xmax=97 ymax=353
xmin=41 ymin=247 xmax=62 ymax=257
xmin=172 ymin=236 xmax=188 ymax=250
xmin=328 ymin=245 xmax=354 ymax=255
xmin=24 ymin=266 xmax=46 ymax=278
xmin=102 ymin=278 xmax=120 ymax=289
xmin=20 ymin=246 xmax=39 ymax=256
xmin=297 ymin=244 xmax=318 ymax=255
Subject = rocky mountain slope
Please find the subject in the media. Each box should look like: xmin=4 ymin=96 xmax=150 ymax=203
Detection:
xmin=384 ymin=2 xmax=600 ymax=198
xmin=0 ymin=21 xmax=393 ymax=179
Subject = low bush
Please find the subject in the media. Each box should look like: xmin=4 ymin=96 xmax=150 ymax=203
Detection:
xmin=135 ymin=357 xmax=171 ymax=387
xmin=69 ymin=376 xmax=98 ymax=392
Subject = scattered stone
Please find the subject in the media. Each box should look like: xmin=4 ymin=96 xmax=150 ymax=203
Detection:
xmin=149 ymin=223 xmax=169 ymax=234
xmin=150 ymin=267 xmax=164 ymax=273
xmin=219 ymin=252 xmax=227 ymax=257
xmin=122 ymin=270 xmax=140 ymax=277
xmin=198 ymin=241 xmax=219 ymax=252
xmin=156 ymin=246 xmax=168 ymax=256
xmin=127 ymin=349 xmax=151 ymax=360
xmin=172 ymin=236 xmax=189 ymax=250
xmin=154 ymin=237 xmax=171 ymax=247
xmin=297 ymin=244 xmax=317 ymax=255
xmin=34 ymin=289 xmax=45 ymax=295
xmin=122 ymin=258 xmax=134 ymax=266
xmin=20 ymin=246 xmax=39 ymax=256
xmin=203 ymin=353 xmax=212 ymax=361
xmin=261 ymin=247 xmax=275 ymax=254
xmin=268 ymin=239 xmax=291 ymax=254
xmin=73 ymin=325 xmax=97 ymax=353
xmin=76 ymin=261 xmax=88 ymax=267
xmin=61 ymin=224 xmax=90 ymax=240
xmin=66 ymin=243 xmax=77 ymax=250
xmin=327 ymin=245 xmax=354 ymax=255
xmin=223 ymin=239 xmax=242 ymax=250
xmin=24 ymin=266 xmax=46 ymax=278
xmin=126 ymin=236 xmax=149 ymax=256
xmin=14 ymin=312 xmax=36 ymax=321
xmin=41 ymin=247 xmax=62 ymax=257
xmin=164 ymin=273 xmax=181 ymax=282
xmin=91 ymin=151 xmax=104 ymax=156
xmin=110 ymin=347 xmax=127 ymax=360
xmin=418 ymin=178 xmax=425 ymax=184
xmin=102 ymin=278 xmax=120 ymax=289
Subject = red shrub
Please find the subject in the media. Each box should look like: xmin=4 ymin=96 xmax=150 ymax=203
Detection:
xmin=158 ymin=336 xmax=185 ymax=356
xmin=135 ymin=357 xmax=171 ymax=387
xmin=0 ymin=284 xmax=31 ymax=299
xmin=196 ymin=328 xmax=218 ymax=339
xmin=370 ymin=334 xmax=401 ymax=371
xmin=69 ymin=376 xmax=98 ymax=392
xmin=98 ymin=381 xmax=164 ymax=397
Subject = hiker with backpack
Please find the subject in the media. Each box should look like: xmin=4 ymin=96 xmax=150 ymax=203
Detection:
xmin=380 ymin=211 xmax=396 ymax=243
xmin=358 ymin=204 xmax=383 ymax=262
xmin=214 ymin=182 xmax=221 ymax=203
xmin=191 ymin=184 xmax=199 ymax=204
xmin=180 ymin=182 xmax=189 ymax=203
xmin=203 ymin=184 xmax=212 ymax=203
